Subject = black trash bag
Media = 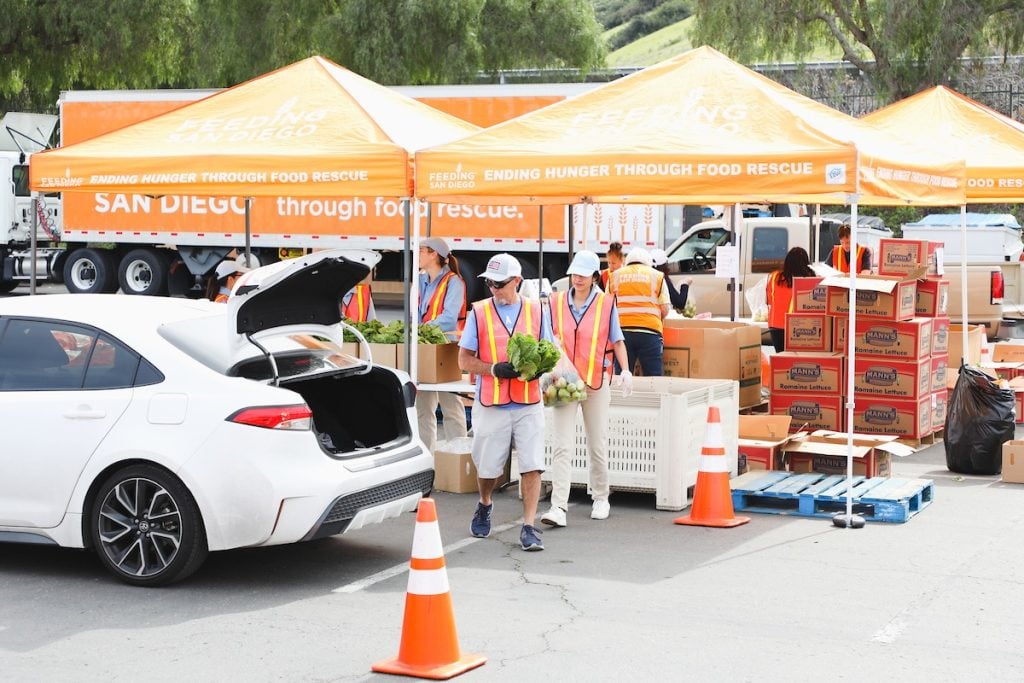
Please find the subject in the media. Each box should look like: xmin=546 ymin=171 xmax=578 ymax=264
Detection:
xmin=944 ymin=364 xmax=1015 ymax=474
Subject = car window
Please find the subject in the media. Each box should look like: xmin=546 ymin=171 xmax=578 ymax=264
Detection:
xmin=750 ymin=226 xmax=789 ymax=274
xmin=0 ymin=318 xmax=162 ymax=391
xmin=0 ymin=319 xmax=88 ymax=390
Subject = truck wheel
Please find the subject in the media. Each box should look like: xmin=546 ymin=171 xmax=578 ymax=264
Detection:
xmin=118 ymin=248 xmax=171 ymax=296
xmin=63 ymin=248 xmax=118 ymax=294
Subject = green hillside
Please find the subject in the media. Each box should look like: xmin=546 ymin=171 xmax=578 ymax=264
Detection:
xmin=606 ymin=15 xmax=694 ymax=66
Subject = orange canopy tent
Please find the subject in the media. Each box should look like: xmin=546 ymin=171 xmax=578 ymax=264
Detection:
xmin=415 ymin=46 xmax=965 ymax=207
xmin=29 ymin=56 xmax=479 ymax=198
xmin=863 ymin=85 xmax=1024 ymax=203
xmin=863 ymin=85 xmax=1024 ymax=365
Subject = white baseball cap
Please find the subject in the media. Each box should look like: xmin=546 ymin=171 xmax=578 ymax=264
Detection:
xmin=625 ymin=247 xmax=652 ymax=267
xmin=650 ymin=248 xmax=668 ymax=267
xmin=421 ymin=236 xmax=451 ymax=258
xmin=214 ymin=257 xmax=251 ymax=280
xmin=566 ymin=250 xmax=600 ymax=277
xmin=479 ymin=253 xmax=522 ymax=280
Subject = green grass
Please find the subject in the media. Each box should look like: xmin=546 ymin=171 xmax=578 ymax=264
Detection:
xmin=606 ymin=15 xmax=848 ymax=67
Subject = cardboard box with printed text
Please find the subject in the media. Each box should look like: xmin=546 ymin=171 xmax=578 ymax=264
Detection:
xmin=662 ymin=319 xmax=762 ymax=407
xmin=737 ymin=415 xmax=794 ymax=472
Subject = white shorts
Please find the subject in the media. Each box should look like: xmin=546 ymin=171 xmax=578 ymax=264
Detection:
xmin=471 ymin=402 xmax=545 ymax=478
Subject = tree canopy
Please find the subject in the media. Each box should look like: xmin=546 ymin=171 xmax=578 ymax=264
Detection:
xmin=0 ymin=0 xmax=605 ymax=114
xmin=691 ymin=0 xmax=1024 ymax=99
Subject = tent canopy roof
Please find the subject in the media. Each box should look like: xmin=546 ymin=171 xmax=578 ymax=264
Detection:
xmin=863 ymin=86 xmax=1024 ymax=203
xmin=30 ymin=56 xmax=479 ymax=198
xmin=415 ymin=46 xmax=964 ymax=207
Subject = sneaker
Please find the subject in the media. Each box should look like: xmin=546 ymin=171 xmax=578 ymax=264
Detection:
xmin=470 ymin=502 xmax=492 ymax=538
xmin=520 ymin=524 xmax=544 ymax=551
xmin=591 ymin=499 xmax=611 ymax=520
xmin=540 ymin=506 xmax=567 ymax=528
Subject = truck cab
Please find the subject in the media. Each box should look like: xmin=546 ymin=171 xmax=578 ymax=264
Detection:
xmin=662 ymin=215 xmax=893 ymax=317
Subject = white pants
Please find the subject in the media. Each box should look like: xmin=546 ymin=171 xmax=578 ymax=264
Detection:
xmin=549 ymin=382 xmax=611 ymax=509
xmin=416 ymin=390 xmax=468 ymax=453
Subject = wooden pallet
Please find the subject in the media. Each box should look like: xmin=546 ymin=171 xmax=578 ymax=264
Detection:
xmin=898 ymin=428 xmax=944 ymax=449
xmin=730 ymin=471 xmax=934 ymax=523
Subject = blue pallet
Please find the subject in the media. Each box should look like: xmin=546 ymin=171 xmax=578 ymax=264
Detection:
xmin=729 ymin=471 xmax=934 ymax=523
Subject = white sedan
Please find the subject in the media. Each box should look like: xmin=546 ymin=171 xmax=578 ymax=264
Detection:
xmin=0 ymin=250 xmax=434 ymax=586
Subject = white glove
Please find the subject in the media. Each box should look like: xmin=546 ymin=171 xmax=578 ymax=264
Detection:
xmin=614 ymin=369 xmax=633 ymax=397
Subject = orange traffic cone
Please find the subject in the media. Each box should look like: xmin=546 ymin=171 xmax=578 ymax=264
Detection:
xmin=372 ymin=498 xmax=486 ymax=680
xmin=674 ymin=406 xmax=750 ymax=528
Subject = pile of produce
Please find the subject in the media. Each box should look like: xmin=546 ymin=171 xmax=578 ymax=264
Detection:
xmin=541 ymin=370 xmax=587 ymax=407
xmin=341 ymin=320 xmax=449 ymax=344
xmin=507 ymin=332 xmax=561 ymax=381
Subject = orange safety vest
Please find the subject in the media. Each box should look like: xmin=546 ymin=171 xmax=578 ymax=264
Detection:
xmin=599 ymin=268 xmax=611 ymax=290
xmin=421 ymin=270 xmax=467 ymax=333
xmin=766 ymin=271 xmax=796 ymax=329
xmin=550 ymin=290 xmax=614 ymax=390
xmin=610 ymin=265 xmax=664 ymax=334
xmin=342 ymin=283 xmax=372 ymax=322
xmin=474 ymin=297 xmax=542 ymax=407
xmin=832 ymin=245 xmax=867 ymax=274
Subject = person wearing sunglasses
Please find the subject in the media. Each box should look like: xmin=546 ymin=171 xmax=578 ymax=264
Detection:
xmin=458 ymin=253 xmax=554 ymax=552
xmin=541 ymin=250 xmax=632 ymax=529
xmin=415 ymin=236 xmax=468 ymax=453
xmin=608 ymin=247 xmax=670 ymax=376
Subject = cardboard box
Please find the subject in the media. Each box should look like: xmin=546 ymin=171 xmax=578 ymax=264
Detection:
xmin=433 ymin=439 xmax=508 ymax=493
xmin=340 ymin=341 xmax=360 ymax=358
xmin=931 ymin=316 xmax=950 ymax=353
xmin=992 ymin=342 xmax=1024 ymax=363
xmin=397 ymin=343 xmax=462 ymax=384
xmin=825 ymin=273 xmax=919 ymax=322
xmin=1001 ymin=440 xmax=1024 ymax=483
xmin=770 ymin=352 xmax=844 ymax=394
xmin=834 ymin=317 xmax=932 ymax=360
xmin=947 ymin=324 xmax=984 ymax=366
xmin=877 ymin=238 xmax=941 ymax=277
xmin=979 ymin=362 xmax=1024 ymax=382
xmin=792 ymin=277 xmax=827 ymax=313
xmin=662 ymin=319 xmax=762 ymax=408
xmin=850 ymin=395 xmax=932 ymax=439
xmin=931 ymin=389 xmax=948 ymax=432
xmin=737 ymin=415 xmax=793 ymax=472
xmin=930 ymin=354 xmax=948 ymax=392
xmin=769 ymin=393 xmax=843 ymax=432
xmin=915 ymin=277 xmax=949 ymax=317
xmin=365 ymin=342 xmax=399 ymax=368
xmin=784 ymin=312 xmax=833 ymax=352
xmin=783 ymin=430 xmax=915 ymax=478
xmin=849 ymin=357 xmax=931 ymax=399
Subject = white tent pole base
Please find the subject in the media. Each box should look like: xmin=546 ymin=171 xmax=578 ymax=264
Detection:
xmin=832 ymin=512 xmax=866 ymax=529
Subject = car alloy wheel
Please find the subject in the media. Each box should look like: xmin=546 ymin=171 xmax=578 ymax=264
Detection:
xmin=91 ymin=464 xmax=207 ymax=586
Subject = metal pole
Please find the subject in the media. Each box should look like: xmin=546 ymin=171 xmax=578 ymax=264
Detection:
xmin=403 ymin=200 xmax=415 ymax=377
xmin=244 ymin=198 xmax=253 ymax=267
xmin=730 ymin=203 xmax=740 ymax=321
xmin=960 ymin=204 xmax=969 ymax=365
xmin=538 ymin=205 xmax=544 ymax=296
xmin=29 ymin=194 xmax=38 ymax=296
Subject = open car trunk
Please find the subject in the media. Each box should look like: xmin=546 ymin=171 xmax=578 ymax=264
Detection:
xmin=281 ymin=366 xmax=412 ymax=455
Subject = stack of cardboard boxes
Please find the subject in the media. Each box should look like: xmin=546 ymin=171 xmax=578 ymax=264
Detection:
xmin=768 ymin=239 xmax=949 ymax=444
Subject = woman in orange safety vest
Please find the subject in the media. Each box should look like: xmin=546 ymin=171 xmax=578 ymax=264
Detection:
xmin=341 ymin=282 xmax=376 ymax=322
xmin=826 ymin=223 xmax=871 ymax=274
xmin=766 ymin=247 xmax=815 ymax=352
xmin=541 ymin=250 xmax=632 ymax=528
xmin=415 ymin=236 xmax=468 ymax=453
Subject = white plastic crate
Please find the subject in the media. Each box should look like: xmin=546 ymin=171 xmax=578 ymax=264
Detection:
xmin=538 ymin=376 xmax=740 ymax=511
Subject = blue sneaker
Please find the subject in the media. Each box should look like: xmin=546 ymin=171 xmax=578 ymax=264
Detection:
xmin=471 ymin=502 xmax=492 ymax=538
xmin=520 ymin=524 xmax=544 ymax=551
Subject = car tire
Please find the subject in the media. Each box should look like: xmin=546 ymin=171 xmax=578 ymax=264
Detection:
xmin=118 ymin=248 xmax=171 ymax=296
xmin=63 ymin=248 xmax=118 ymax=294
xmin=89 ymin=464 xmax=208 ymax=586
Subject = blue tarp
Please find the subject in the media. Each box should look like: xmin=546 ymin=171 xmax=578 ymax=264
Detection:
xmin=906 ymin=213 xmax=1021 ymax=229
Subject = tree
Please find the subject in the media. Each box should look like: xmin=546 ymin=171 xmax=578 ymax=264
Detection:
xmin=0 ymin=0 xmax=194 ymax=113
xmin=691 ymin=0 xmax=1024 ymax=99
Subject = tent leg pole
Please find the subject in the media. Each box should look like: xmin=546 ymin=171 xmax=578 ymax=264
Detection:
xmin=538 ymin=206 xmax=544 ymax=296
xmin=244 ymin=198 xmax=253 ymax=267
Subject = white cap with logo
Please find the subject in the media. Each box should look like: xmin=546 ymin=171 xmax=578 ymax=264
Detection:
xmin=650 ymin=248 xmax=668 ymax=267
xmin=480 ymin=253 xmax=522 ymax=280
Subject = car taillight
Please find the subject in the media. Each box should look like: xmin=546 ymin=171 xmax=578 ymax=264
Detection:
xmin=991 ymin=270 xmax=1005 ymax=306
xmin=227 ymin=404 xmax=313 ymax=430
